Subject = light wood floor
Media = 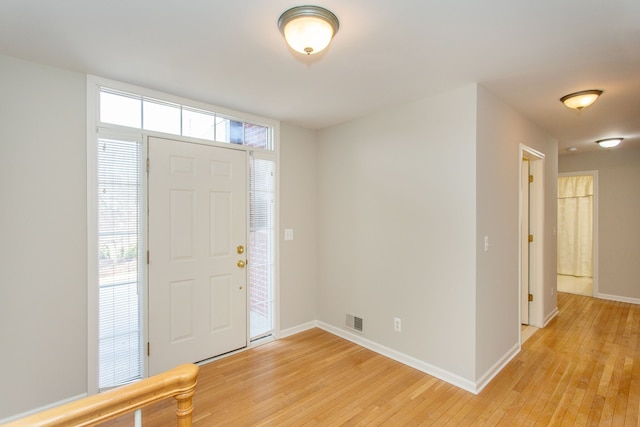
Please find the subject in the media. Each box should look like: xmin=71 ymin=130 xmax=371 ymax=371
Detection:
xmin=102 ymin=292 xmax=640 ymax=426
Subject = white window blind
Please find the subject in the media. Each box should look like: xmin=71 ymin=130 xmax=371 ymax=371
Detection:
xmin=249 ymin=154 xmax=275 ymax=339
xmin=97 ymin=137 xmax=143 ymax=389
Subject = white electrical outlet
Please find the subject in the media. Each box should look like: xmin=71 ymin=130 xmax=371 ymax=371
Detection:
xmin=394 ymin=317 xmax=402 ymax=332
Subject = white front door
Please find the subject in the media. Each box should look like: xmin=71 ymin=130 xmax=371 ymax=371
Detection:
xmin=148 ymin=137 xmax=247 ymax=375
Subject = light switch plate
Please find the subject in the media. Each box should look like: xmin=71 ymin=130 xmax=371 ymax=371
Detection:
xmin=284 ymin=229 xmax=294 ymax=241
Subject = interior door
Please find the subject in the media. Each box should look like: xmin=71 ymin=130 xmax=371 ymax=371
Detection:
xmin=148 ymin=136 xmax=247 ymax=375
xmin=520 ymin=158 xmax=530 ymax=325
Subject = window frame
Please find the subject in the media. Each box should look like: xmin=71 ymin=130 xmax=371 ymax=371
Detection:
xmin=87 ymin=75 xmax=280 ymax=395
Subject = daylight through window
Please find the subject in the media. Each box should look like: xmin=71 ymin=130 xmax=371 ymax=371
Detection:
xmin=99 ymin=88 xmax=272 ymax=150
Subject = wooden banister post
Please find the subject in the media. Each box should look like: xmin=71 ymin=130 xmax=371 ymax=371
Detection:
xmin=175 ymin=387 xmax=196 ymax=427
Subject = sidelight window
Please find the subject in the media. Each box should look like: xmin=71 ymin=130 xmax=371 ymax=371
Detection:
xmin=97 ymin=137 xmax=143 ymax=389
xmin=249 ymin=155 xmax=276 ymax=339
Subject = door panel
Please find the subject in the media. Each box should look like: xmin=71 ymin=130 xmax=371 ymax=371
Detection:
xmin=148 ymin=137 xmax=247 ymax=375
xmin=170 ymin=279 xmax=195 ymax=342
xmin=170 ymin=190 xmax=195 ymax=260
xmin=210 ymin=275 xmax=232 ymax=330
xmin=210 ymin=191 xmax=232 ymax=256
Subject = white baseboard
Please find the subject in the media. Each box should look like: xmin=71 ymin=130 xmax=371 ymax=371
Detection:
xmin=316 ymin=322 xmax=480 ymax=394
xmin=279 ymin=320 xmax=318 ymax=338
xmin=474 ymin=343 xmax=520 ymax=394
xmin=596 ymin=293 xmax=640 ymax=305
xmin=0 ymin=393 xmax=87 ymax=424
xmin=543 ymin=306 xmax=559 ymax=327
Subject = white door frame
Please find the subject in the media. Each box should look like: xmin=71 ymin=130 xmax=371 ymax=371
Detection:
xmin=520 ymin=157 xmax=530 ymax=325
xmin=558 ymin=171 xmax=599 ymax=297
xmin=519 ymin=145 xmax=545 ymax=330
xmin=86 ymin=76 xmax=280 ymax=394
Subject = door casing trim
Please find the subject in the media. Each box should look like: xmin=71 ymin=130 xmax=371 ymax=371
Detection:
xmin=519 ymin=145 xmax=545 ymax=334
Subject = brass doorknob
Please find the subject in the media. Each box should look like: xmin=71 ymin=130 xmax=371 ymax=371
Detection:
xmin=237 ymin=245 xmax=244 ymax=254
xmin=237 ymin=260 xmax=246 ymax=268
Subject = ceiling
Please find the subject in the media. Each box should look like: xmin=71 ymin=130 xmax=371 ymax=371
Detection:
xmin=1 ymin=1 xmax=639 ymax=155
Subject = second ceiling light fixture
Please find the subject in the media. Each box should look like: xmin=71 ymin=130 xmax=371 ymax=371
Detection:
xmin=560 ymin=89 xmax=603 ymax=110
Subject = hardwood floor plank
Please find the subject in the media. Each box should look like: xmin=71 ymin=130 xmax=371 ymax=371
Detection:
xmin=99 ymin=293 xmax=640 ymax=426
xmin=624 ymin=311 xmax=640 ymax=426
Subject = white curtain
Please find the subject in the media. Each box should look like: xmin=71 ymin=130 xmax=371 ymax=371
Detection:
xmin=557 ymin=175 xmax=593 ymax=277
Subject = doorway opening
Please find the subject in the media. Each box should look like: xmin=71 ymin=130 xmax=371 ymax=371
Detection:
xmin=557 ymin=172 xmax=597 ymax=297
xmin=520 ymin=145 xmax=545 ymax=333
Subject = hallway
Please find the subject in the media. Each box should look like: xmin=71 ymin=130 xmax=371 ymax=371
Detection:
xmin=557 ymin=274 xmax=593 ymax=297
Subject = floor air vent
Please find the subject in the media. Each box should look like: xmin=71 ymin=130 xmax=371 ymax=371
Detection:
xmin=346 ymin=313 xmax=364 ymax=333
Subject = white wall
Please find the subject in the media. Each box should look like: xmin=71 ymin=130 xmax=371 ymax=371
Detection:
xmin=0 ymin=54 xmax=87 ymax=419
xmin=0 ymin=53 xmax=560 ymax=418
xmin=559 ymin=146 xmax=640 ymax=301
xmin=0 ymin=54 xmax=318 ymax=421
xmin=475 ymin=86 xmax=558 ymax=377
xmin=314 ymin=84 xmax=557 ymax=387
xmin=279 ymin=124 xmax=318 ymax=330
xmin=316 ymin=86 xmax=479 ymax=382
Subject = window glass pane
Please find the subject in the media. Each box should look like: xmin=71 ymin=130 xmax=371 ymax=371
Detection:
xmin=97 ymin=138 xmax=142 ymax=389
xmin=249 ymin=157 xmax=275 ymax=339
xmin=100 ymin=91 xmax=141 ymax=128
xmin=182 ymin=108 xmax=215 ymax=141
xmin=143 ymin=99 xmax=181 ymax=135
xmin=215 ymin=117 xmax=230 ymax=143
xmin=230 ymin=120 xmax=243 ymax=144
xmin=215 ymin=117 xmax=244 ymax=144
xmin=244 ymin=124 xmax=270 ymax=150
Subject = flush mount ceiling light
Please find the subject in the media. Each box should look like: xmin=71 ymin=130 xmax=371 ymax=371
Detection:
xmin=596 ymin=137 xmax=623 ymax=148
xmin=560 ymin=89 xmax=603 ymax=110
xmin=278 ymin=5 xmax=339 ymax=55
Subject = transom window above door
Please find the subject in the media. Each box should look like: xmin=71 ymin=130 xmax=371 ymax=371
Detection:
xmin=99 ymin=88 xmax=272 ymax=150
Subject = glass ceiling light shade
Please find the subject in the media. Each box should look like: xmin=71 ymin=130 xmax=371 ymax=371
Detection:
xmin=596 ymin=138 xmax=623 ymax=148
xmin=560 ymin=89 xmax=603 ymax=110
xmin=278 ymin=5 xmax=339 ymax=55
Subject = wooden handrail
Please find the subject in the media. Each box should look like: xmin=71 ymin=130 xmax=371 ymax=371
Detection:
xmin=3 ymin=364 xmax=199 ymax=427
